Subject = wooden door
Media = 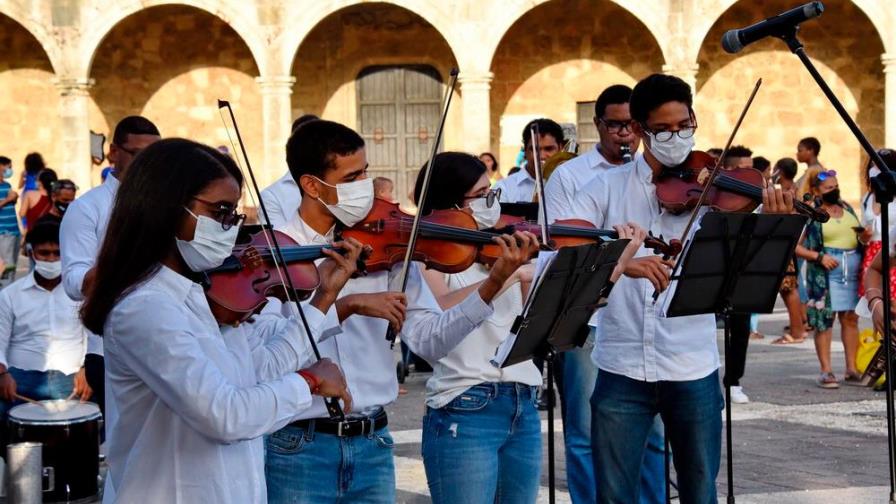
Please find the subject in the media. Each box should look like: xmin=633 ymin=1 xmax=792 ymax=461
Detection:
xmin=357 ymin=65 xmax=443 ymax=207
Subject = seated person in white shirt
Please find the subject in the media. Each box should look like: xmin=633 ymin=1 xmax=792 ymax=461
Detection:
xmin=399 ymin=152 xmax=647 ymax=503
xmin=0 ymin=221 xmax=92 ymax=426
xmin=569 ymin=73 xmax=793 ymax=504
xmin=494 ymin=118 xmax=564 ymax=203
xmin=259 ymin=114 xmax=321 ymax=229
xmin=78 ymin=138 xmax=355 ymax=503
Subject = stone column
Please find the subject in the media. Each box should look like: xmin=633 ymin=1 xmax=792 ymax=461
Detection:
xmin=883 ymin=54 xmax=896 ymax=148
xmin=256 ymin=75 xmax=296 ymax=185
xmin=54 ymin=78 xmax=94 ymax=190
xmin=459 ymin=72 xmax=494 ymax=158
xmin=662 ymin=63 xmax=700 ymax=92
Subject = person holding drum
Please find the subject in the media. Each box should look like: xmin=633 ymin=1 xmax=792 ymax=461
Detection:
xmin=79 ymin=138 xmax=356 ymax=503
xmin=0 ymin=221 xmax=92 ymax=424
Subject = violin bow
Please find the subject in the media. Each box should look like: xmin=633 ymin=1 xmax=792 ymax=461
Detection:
xmin=386 ymin=68 xmax=459 ymax=345
xmin=677 ymin=78 xmax=763 ymax=248
xmin=530 ymin=123 xmax=551 ymax=246
xmin=217 ymin=100 xmax=345 ymax=420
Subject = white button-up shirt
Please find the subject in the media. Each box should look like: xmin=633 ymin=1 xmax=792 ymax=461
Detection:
xmin=0 ymin=272 xmax=87 ymax=375
xmin=545 ymin=146 xmax=638 ymax=220
xmin=277 ymin=214 xmax=398 ymax=419
xmin=400 ymin=263 xmax=542 ymax=408
xmin=60 ymin=175 xmax=118 ymax=302
xmin=103 ymin=265 xmax=317 ymax=504
xmin=568 ymin=157 xmax=719 ymax=382
xmin=495 ymin=169 xmax=536 ymax=203
xmin=61 ymin=175 xmax=119 ymax=358
xmin=260 ymin=172 xmax=301 ymax=230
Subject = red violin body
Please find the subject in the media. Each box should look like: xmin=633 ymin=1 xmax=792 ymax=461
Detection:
xmin=204 ymin=228 xmax=325 ymax=325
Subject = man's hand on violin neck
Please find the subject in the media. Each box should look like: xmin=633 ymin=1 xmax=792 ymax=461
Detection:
xmin=760 ymin=181 xmax=794 ymax=214
xmin=339 ymin=292 xmax=407 ymax=332
xmin=623 ymin=256 xmax=673 ymax=293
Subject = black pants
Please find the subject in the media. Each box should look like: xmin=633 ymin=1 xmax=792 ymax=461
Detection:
xmin=84 ymin=354 xmax=105 ymax=440
xmin=723 ymin=313 xmax=751 ymax=387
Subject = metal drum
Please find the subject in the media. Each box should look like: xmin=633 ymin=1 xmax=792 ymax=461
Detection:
xmin=8 ymin=400 xmax=102 ymax=503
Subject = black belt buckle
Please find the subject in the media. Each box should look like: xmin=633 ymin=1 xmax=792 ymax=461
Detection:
xmin=336 ymin=418 xmax=371 ymax=437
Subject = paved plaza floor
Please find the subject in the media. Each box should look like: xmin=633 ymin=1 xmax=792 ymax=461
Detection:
xmin=387 ymin=303 xmax=895 ymax=503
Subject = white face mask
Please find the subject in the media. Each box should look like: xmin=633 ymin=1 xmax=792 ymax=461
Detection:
xmin=34 ymin=260 xmax=61 ymax=280
xmin=645 ymin=131 xmax=695 ymax=167
xmin=176 ymin=208 xmax=240 ymax=272
xmin=461 ymin=198 xmax=501 ymax=230
xmin=314 ymin=177 xmax=374 ymax=227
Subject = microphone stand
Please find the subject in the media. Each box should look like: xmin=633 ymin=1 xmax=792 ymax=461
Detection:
xmin=776 ymin=25 xmax=896 ymax=504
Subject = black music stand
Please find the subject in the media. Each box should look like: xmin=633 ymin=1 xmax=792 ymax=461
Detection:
xmin=494 ymin=239 xmax=629 ymax=504
xmin=663 ymin=212 xmax=806 ymax=504
xmin=500 ymin=202 xmax=539 ymax=221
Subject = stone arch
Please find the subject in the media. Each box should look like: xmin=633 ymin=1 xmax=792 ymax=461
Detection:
xmin=279 ymin=0 xmax=457 ymax=76
xmin=0 ymin=13 xmax=84 ymax=177
xmin=81 ymin=0 xmax=267 ymax=79
xmin=90 ymin=4 xmax=264 ymax=183
xmin=482 ymin=0 xmax=668 ymax=71
xmin=0 ymin=6 xmax=64 ymax=74
xmin=290 ymin=3 xmax=460 ymax=205
xmin=695 ymin=0 xmax=885 ymax=204
xmin=489 ymin=0 xmax=665 ymax=167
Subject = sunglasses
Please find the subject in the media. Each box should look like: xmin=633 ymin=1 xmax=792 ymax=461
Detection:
xmin=191 ymin=197 xmax=246 ymax=231
xmin=816 ymin=170 xmax=837 ymax=182
xmin=463 ymin=188 xmax=502 ymax=208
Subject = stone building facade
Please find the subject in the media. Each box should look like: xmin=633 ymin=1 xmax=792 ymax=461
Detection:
xmin=1 ymin=0 xmax=894 ymax=205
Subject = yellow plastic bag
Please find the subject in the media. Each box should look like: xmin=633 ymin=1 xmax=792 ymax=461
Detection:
xmin=857 ymin=327 xmax=886 ymax=387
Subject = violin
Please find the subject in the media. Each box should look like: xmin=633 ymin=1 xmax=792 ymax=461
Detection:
xmin=341 ymin=199 xmax=682 ymax=274
xmin=340 ymin=198 xmax=499 ymax=274
xmin=478 ymin=214 xmax=682 ymax=264
xmin=654 ymin=150 xmax=829 ymax=223
xmin=203 ymin=227 xmax=333 ymax=325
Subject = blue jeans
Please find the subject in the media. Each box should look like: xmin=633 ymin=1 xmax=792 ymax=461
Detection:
xmin=422 ymin=382 xmax=541 ymax=504
xmin=265 ymin=421 xmax=395 ymax=503
xmin=592 ymin=369 xmax=723 ymax=504
xmin=0 ymin=368 xmax=75 ymax=420
xmin=561 ymin=333 xmax=666 ymax=504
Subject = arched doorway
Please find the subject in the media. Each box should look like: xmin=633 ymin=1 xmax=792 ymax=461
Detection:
xmin=291 ymin=3 xmax=459 ymax=206
xmin=696 ymin=0 xmax=885 ymax=204
xmin=489 ymin=0 xmax=665 ymax=170
xmin=89 ymin=4 xmax=263 ymax=182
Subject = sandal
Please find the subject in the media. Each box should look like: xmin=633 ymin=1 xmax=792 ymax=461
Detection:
xmin=817 ymin=372 xmax=840 ymax=389
xmin=843 ymin=372 xmax=865 ymax=387
xmin=771 ymin=334 xmax=805 ymax=345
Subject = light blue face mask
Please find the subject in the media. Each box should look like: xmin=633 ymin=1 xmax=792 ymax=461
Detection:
xmin=2 ymin=167 xmax=11 ymax=179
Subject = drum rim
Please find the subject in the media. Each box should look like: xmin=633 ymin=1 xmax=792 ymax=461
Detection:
xmin=8 ymin=411 xmax=102 ymax=426
xmin=8 ymin=400 xmax=102 ymax=425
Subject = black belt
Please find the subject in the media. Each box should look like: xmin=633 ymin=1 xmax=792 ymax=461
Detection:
xmin=290 ymin=409 xmax=388 ymax=437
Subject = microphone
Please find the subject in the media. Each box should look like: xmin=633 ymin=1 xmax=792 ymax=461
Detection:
xmin=721 ymin=1 xmax=824 ymax=54
xmin=620 ymin=144 xmax=633 ymax=163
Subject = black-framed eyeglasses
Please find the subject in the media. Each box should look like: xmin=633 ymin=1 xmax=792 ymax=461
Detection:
xmin=191 ymin=197 xmax=246 ymax=231
xmin=598 ymin=118 xmax=633 ymax=134
xmin=463 ymin=188 xmax=501 ymax=208
xmin=642 ymin=123 xmax=698 ymax=143
xmin=51 ymin=181 xmax=78 ymax=192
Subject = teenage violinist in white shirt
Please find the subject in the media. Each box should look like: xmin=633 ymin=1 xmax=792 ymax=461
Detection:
xmin=79 ymin=138 xmax=355 ymax=504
